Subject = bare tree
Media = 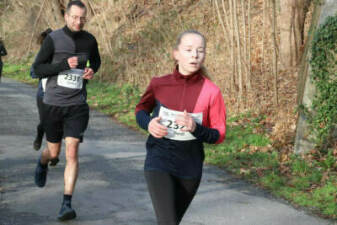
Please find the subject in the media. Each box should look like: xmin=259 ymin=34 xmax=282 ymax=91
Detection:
xmin=271 ymin=0 xmax=278 ymax=106
xmin=240 ymin=0 xmax=251 ymax=91
xmin=214 ymin=0 xmax=230 ymax=50
xmin=247 ymin=0 xmax=251 ymax=93
xmin=280 ymin=0 xmax=312 ymax=67
xmin=27 ymin=0 xmax=47 ymax=55
xmin=261 ymin=0 xmax=266 ymax=72
xmin=233 ymin=0 xmax=243 ymax=108
xmin=214 ymin=0 xmax=254 ymax=107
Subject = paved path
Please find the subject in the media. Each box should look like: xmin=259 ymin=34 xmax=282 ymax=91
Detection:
xmin=0 ymin=77 xmax=334 ymax=225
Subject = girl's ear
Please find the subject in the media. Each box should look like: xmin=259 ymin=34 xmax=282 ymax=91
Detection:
xmin=172 ymin=49 xmax=179 ymax=61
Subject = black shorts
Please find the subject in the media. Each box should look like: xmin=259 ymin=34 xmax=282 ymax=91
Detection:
xmin=42 ymin=103 xmax=89 ymax=143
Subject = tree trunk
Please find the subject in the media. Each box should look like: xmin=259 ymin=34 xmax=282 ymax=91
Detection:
xmin=229 ymin=0 xmax=236 ymax=95
xmin=271 ymin=0 xmax=278 ymax=106
xmin=280 ymin=0 xmax=311 ymax=67
xmin=233 ymin=0 xmax=243 ymax=108
xmin=247 ymin=0 xmax=252 ymax=93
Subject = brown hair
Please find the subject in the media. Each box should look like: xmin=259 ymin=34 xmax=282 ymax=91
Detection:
xmin=174 ymin=30 xmax=211 ymax=80
xmin=66 ymin=0 xmax=86 ymax=13
xmin=37 ymin=28 xmax=53 ymax=45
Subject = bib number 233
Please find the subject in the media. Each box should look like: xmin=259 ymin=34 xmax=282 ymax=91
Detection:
xmin=57 ymin=69 xmax=84 ymax=89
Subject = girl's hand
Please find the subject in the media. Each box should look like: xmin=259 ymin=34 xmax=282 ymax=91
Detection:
xmin=175 ymin=110 xmax=196 ymax=132
xmin=148 ymin=117 xmax=168 ymax=138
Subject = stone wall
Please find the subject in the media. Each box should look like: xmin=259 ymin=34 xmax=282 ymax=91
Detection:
xmin=294 ymin=0 xmax=337 ymax=153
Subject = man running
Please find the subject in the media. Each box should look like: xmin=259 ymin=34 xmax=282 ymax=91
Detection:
xmin=32 ymin=0 xmax=101 ymax=221
xmin=31 ymin=28 xmax=52 ymax=151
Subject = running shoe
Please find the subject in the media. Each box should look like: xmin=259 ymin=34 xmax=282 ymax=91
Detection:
xmin=33 ymin=127 xmax=43 ymax=150
xmin=34 ymin=156 xmax=48 ymax=187
xmin=33 ymin=137 xmax=42 ymax=150
xmin=57 ymin=204 xmax=76 ymax=221
xmin=49 ymin=157 xmax=59 ymax=166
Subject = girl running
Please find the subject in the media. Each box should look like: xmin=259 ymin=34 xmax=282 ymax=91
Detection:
xmin=135 ymin=30 xmax=226 ymax=225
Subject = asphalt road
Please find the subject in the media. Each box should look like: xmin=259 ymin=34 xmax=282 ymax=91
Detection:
xmin=0 ymin=77 xmax=335 ymax=225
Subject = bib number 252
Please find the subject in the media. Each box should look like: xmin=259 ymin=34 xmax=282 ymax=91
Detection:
xmin=165 ymin=120 xmax=185 ymax=130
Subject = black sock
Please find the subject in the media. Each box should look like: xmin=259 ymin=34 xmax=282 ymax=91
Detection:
xmin=39 ymin=156 xmax=48 ymax=169
xmin=63 ymin=194 xmax=72 ymax=207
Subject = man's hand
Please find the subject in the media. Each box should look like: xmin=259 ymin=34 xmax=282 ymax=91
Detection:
xmin=82 ymin=67 xmax=94 ymax=80
xmin=148 ymin=117 xmax=168 ymax=138
xmin=67 ymin=56 xmax=78 ymax=69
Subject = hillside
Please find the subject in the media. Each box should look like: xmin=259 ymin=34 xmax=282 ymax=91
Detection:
xmin=2 ymin=0 xmax=337 ymax=219
xmin=1 ymin=0 xmax=307 ymax=149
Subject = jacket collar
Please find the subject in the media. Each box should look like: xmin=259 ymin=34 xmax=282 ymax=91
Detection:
xmin=172 ymin=66 xmax=203 ymax=82
xmin=63 ymin=26 xmax=81 ymax=38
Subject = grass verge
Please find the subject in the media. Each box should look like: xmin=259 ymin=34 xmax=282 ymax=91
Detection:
xmin=205 ymin=114 xmax=337 ymax=219
xmin=3 ymin=63 xmax=337 ymax=219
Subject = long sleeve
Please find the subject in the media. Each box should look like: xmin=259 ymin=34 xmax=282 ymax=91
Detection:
xmin=89 ymin=37 xmax=101 ymax=73
xmin=30 ymin=66 xmax=38 ymax=79
xmin=191 ymin=123 xmax=220 ymax=144
xmin=136 ymin=110 xmax=151 ymax=131
xmin=135 ymin=80 xmax=156 ymax=114
xmin=135 ymin=81 xmax=156 ymax=131
xmin=32 ymin=36 xmax=70 ymax=78
xmin=205 ymin=90 xmax=226 ymax=144
xmin=0 ymin=44 xmax=7 ymax=56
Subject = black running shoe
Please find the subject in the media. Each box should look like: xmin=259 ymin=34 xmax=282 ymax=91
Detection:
xmin=49 ymin=157 xmax=59 ymax=166
xmin=33 ymin=127 xmax=43 ymax=150
xmin=33 ymin=137 xmax=42 ymax=151
xmin=57 ymin=204 xmax=76 ymax=221
xmin=34 ymin=157 xmax=48 ymax=187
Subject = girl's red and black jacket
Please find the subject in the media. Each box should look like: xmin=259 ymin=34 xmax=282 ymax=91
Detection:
xmin=135 ymin=68 xmax=226 ymax=178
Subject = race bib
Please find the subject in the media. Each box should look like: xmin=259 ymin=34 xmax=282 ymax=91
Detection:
xmin=41 ymin=78 xmax=47 ymax=92
xmin=57 ymin=69 xmax=84 ymax=89
xmin=159 ymin=106 xmax=203 ymax=141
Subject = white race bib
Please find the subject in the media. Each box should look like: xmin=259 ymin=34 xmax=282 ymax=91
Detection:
xmin=159 ymin=106 xmax=203 ymax=141
xmin=57 ymin=69 xmax=84 ymax=89
xmin=41 ymin=78 xmax=47 ymax=92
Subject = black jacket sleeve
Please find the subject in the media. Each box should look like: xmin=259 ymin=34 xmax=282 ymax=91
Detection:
xmin=89 ymin=37 xmax=101 ymax=73
xmin=136 ymin=110 xmax=151 ymax=131
xmin=0 ymin=43 xmax=7 ymax=56
xmin=191 ymin=123 xmax=220 ymax=144
xmin=32 ymin=36 xmax=70 ymax=78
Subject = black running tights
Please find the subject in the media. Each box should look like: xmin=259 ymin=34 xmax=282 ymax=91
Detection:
xmin=144 ymin=170 xmax=201 ymax=225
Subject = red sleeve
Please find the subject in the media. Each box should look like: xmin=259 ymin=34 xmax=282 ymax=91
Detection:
xmin=209 ymin=90 xmax=226 ymax=144
xmin=135 ymin=79 xmax=156 ymax=114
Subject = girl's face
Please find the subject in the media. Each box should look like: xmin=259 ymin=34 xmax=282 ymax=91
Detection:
xmin=174 ymin=33 xmax=205 ymax=76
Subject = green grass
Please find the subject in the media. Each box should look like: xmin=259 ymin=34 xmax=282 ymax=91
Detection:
xmin=3 ymin=63 xmax=38 ymax=86
xmin=3 ymin=63 xmax=337 ymax=219
xmin=86 ymin=81 xmax=141 ymax=129
xmin=204 ymin=112 xmax=337 ymax=219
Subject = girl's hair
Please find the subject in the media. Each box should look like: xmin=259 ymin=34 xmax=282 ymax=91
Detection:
xmin=37 ymin=28 xmax=53 ymax=45
xmin=174 ymin=30 xmax=206 ymax=50
xmin=174 ymin=30 xmax=211 ymax=80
